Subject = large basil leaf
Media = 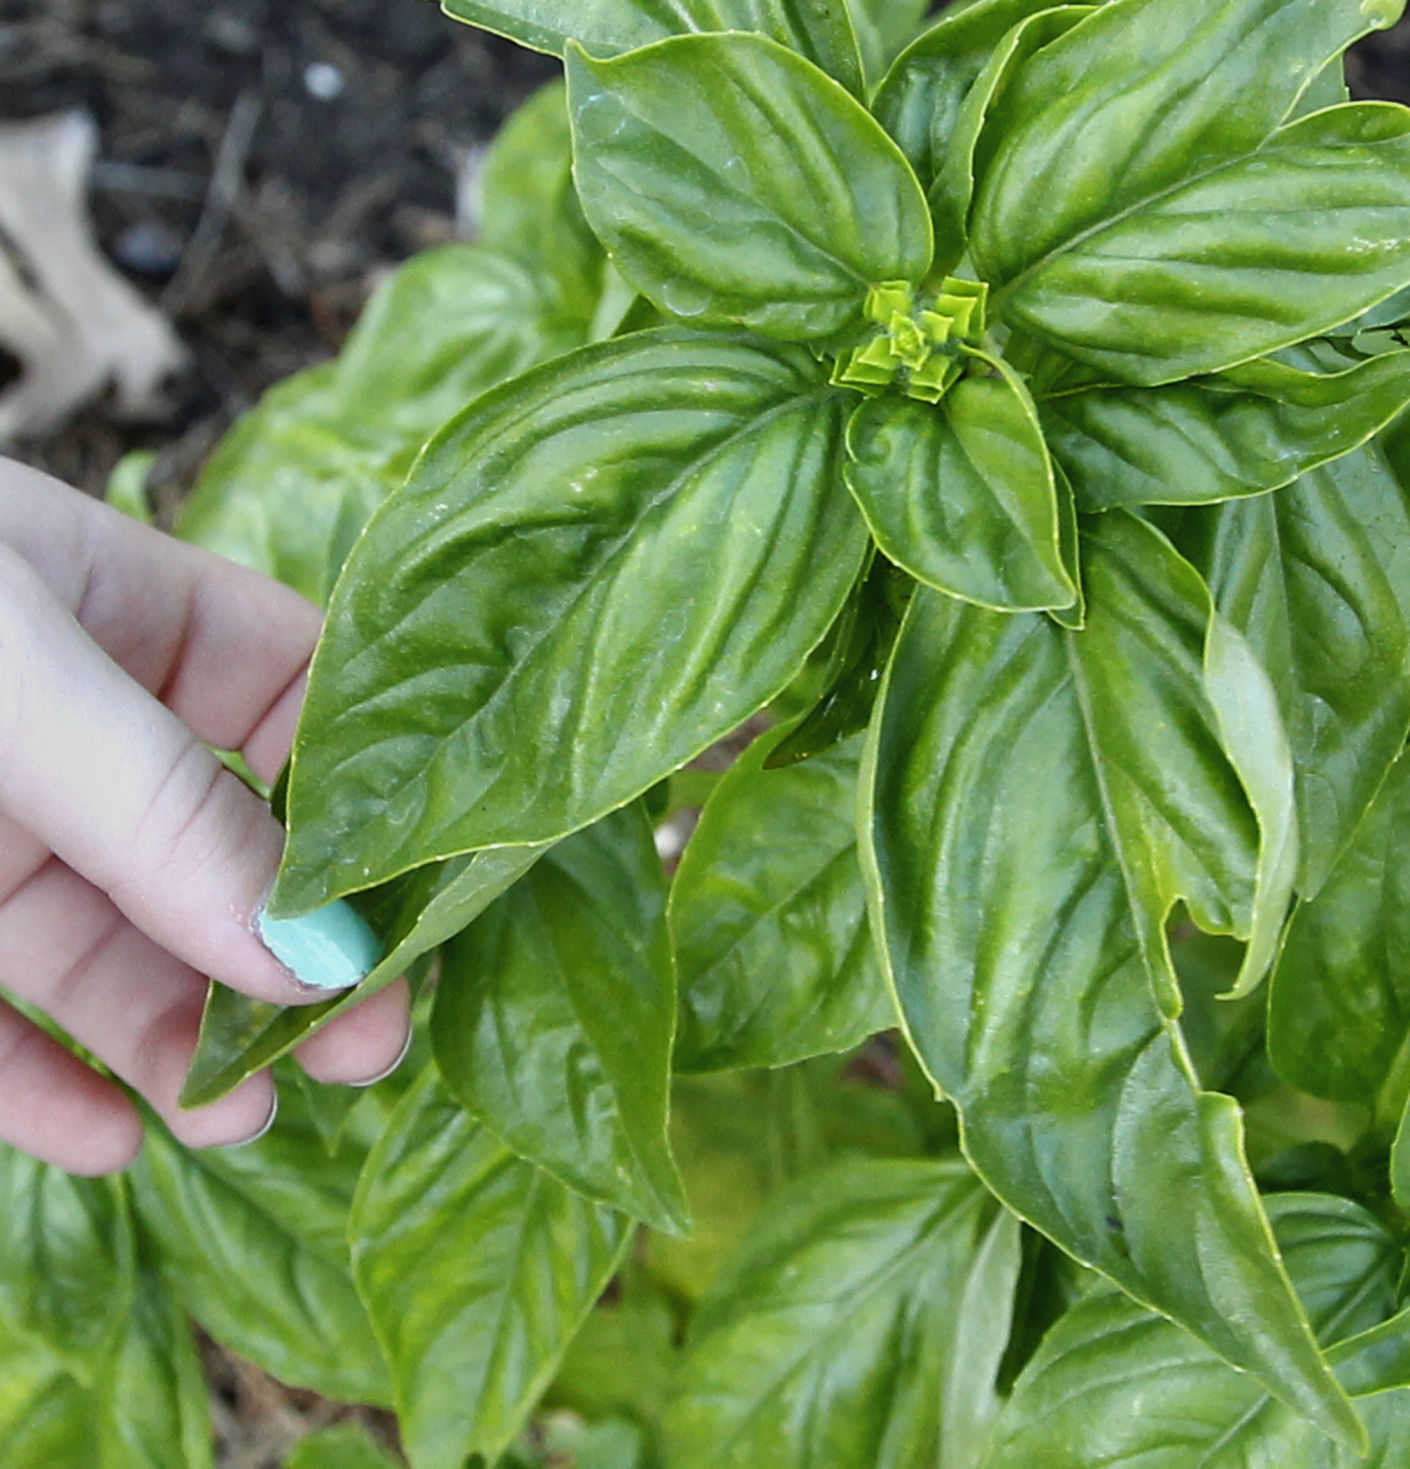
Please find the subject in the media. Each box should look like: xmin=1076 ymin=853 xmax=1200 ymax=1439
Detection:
xmin=0 ymin=1151 xmax=134 ymax=1378
xmin=983 ymin=1195 xmax=1407 ymax=1467
xmin=1181 ymin=447 xmax=1410 ymax=896
xmin=567 ymin=35 xmax=930 ymax=342
xmin=1266 ymin=753 xmax=1410 ymax=1108
xmin=665 ymin=1156 xmax=1021 ymax=1469
xmin=989 ymin=104 xmax=1410 ymax=385
xmin=96 ymin=1270 xmax=212 ymax=1469
xmin=862 ymin=518 xmax=1356 ymax=1443
xmin=971 ymin=0 xmax=1403 ymax=288
xmin=478 ymin=81 xmax=605 ymax=314
xmin=1045 ymin=350 xmax=1410 ymax=512
xmin=871 ymin=0 xmax=1079 ymax=189
xmin=183 ymin=842 xmax=546 ymax=1106
xmin=432 ymin=803 xmax=687 ymax=1233
xmin=843 ymin=358 xmax=1077 ymax=611
xmin=129 ymin=1105 xmax=391 ymax=1406
xmin=0 ymin=1320 xmax=90 ymax=1468
xmin=671 ymin=726 xmax=893 ymax=1072
xmin=176 ymin=246 xmax=585 ymax=605
xmin=273 ymin=331 xmax=865 ymax=916
xmin=349 ymin=1070 xmax=632 ymax=1469
xmin=441 ymin=0 xmax=864 ymax=95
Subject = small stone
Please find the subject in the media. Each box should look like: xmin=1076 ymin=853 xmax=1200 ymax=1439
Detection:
xmin=112 ymin=218 xmax=185 ymax=278
xmin=304 ymin=62 xmax=347 ymax=102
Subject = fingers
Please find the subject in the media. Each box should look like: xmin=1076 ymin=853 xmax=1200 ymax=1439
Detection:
xmin=0 ymin=999 xmax=142 ymax=1175
xmin=296 ymin=978 xmax=413 ymax=1086
xmin=0 ymin=544 xmax=317 ymax=1005
xmin=0 ymin=459 xmax=321 ymax=778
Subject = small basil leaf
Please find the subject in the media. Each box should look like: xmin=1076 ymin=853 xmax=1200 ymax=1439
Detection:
xmin=349 ymin=1070 xmax=632 ymax=1469
xmin=670 ymin=726 xmax=894 ymax=1072
xmin=96 ymin=1270 xmax=212 ymax=1469
xmin=567 ymin=34 xmax=931 ymax=342
xmin=1181 ymin=446 xmax=1410 ymax=897
xmin=844 ymin=0 xmax=930 ymax=90
xmin=992 ymin=104 xmax=1410 ymax=385
xmin=0 ymin=1151 xmax=134 ymax=1379
xmin=1044 ymin=349 xmax=1410 ymax=511
xmin=983 ymin=1194 xmax=1402 ymax=1468
xmin=843 ymin=360 xmax=1077 ymax=612
xmin=129 ymin=1102 xmax=391 ymax=1407
xmin=283 ymin=1424 xmax=400 ymax=1469
xmin=665 ymin=1157 xmax=1021 ymax=1469
xmin=273 ymin=330 xmax=866 ymax=915
xmin=181 ymin=842 xmax=546 ymax=1107
xmin=441 ymin=0 xmax=864 ymax=95
xmin=177 ymin=246 xmax=585 ymax=605
xmin=971 ymin=0 xmax=1404 ymax=290
xmin=872 ymin=0 xmax=1084 ymax=189
xmin=863 ymin=519 xmax=1354 ymax=1446
xmin=1267 ymin=753 xmax=1410 ymax=1107
xmin=0 ymin=1320 xmax=90 ymax=1467
xmin=432 ymin=803 xmax=687 ymax=1234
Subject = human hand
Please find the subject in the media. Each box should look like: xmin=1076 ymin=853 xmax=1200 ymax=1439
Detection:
xmin=0 ymin=458 xmax=410 ymax=1174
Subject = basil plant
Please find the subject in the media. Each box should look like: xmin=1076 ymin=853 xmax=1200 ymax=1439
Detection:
xmin=14 ymin=0 xmax=1410 ymax=1464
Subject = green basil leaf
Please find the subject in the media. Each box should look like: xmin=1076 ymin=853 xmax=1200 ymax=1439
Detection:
xmin=182 ymin=843 xmax=546 ymax=1107
xmin=0 ymin=1150 xmax=134 ymax=1378
xmin=1044 ymin=349 xmax=1410 ymax=511
xmin=844 ymin=0 xmax=930 ymax=89
xmin=273 ymin=330 xmax=865 ymax=916
xmin=96 ymin=1270 xmax=212 ymax=1469
xmin=971 ymin=0 xmax=1404 ymax=290
xmin=862 ymin=518 xmax=1355 ymax=1445
xmin=129 ymin=1104 xmax=391 ymax=1406
xmin=670 ymin=726 xmax=894 ymax=1072
xmin=989 ymin=103 xmax=1410 ymax=385
xmin=927 ymin=5 xmax=1095 ymax=274
xmin=284 ymin=1424 xmax=401 ymax=1469
xmin=432 ymin=803 xmax=687 ymax=1233
xmin=1267 ymin=752 xmax=1410 ymax=1107
xmin=1181 ymin=447 xmax=1410 ymax=896
xmin=441 ymin=0 xmax=864 ymax=95
xmin=872 ymin=0 xmax=1083 ymax=189
xmin=0 ymin=1321 xmax=90 ymax=1467
xmin=478 ymin=81 xmax=604 ymax=313
xmin=567 ymin=34 xmax=930 ymax=342
xmin=177 ymin=245 xmax=585 ymax=605
xmin=665 ymin=1156 xmax=1021 ymax=1469
xmin=349 ymin=1070 xmax=632 ymax=1469
xmin=983 ymin=1194 xmax=1404 ymax=1468
xmin=843 ymin=358 xmax=1077 ymax=611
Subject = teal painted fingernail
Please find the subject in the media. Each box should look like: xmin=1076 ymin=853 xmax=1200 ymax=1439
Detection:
xmin=256 ymin=900 xmax=382 ymax=991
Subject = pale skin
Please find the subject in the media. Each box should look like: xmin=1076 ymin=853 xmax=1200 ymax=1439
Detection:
xmin=0 ymin=457 xmax=411 ymax=1175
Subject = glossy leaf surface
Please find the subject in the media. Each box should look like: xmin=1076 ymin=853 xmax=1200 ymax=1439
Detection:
xmin=177 ymin=246 xmax=585 ymax=604
xmin=349 ymin=1071 xmax=631 ymax=1469
xmin=183 ymin=842 xmax=546 ymax=1106
xmin=665 ymin=1157 xmax=1021 ymax=1469
xmin=863 ymin=519 xmax=1351 ymax=1442
xmin=130 ymin=1109 xmax=390 ymax=1406
xmin=990 ymin=104 xmax=1410 ymax=384
xmin=441 ymin=0 xmax=864 ymax=94
xmin=1044 ymin=349 xmax=1410 ymax=511
xmin=274 ymin=330 xmax=865 ymax=915
xmin=0 ymin=1151 xmax=133 ymax=1377
xmin=972 ymin=0 xmax=1404 ymax=287
xmin=568 ymin=35 xmax=930 ymax=341
xmin=1267 ymin=754 xmax=1410 ymax=1106
xmin=432 ymin=803 xmax=686 ymax=1232
xmin=984 ymin=1194 xmax=1407 ymax=1468
xmin=1183 ymin=447 xmax=1410 ymax=896
xmin=671 ymin=727 xmax=893 ymax=1072
xmin=844 ymin=360 xmax=1076 ymax=611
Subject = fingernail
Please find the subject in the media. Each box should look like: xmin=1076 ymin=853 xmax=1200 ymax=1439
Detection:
xmin=256 ymin=899 xmax=383 ymax=991
xmin=226 ymin=1093 xmax=278 ymax=1149
xmin=348 ymin=1023 xmax=414 ymax=1088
